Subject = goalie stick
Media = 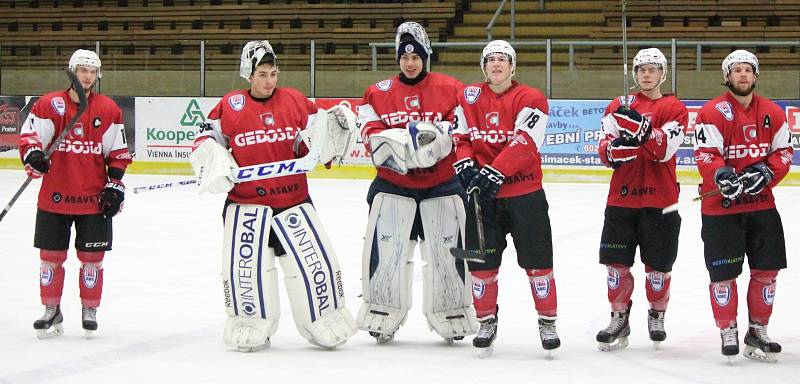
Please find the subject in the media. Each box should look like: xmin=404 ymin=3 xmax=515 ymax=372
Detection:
xmin=0 ymin=70 xmax=88 ymax=222
xmin=449 ymin=190 xmax=487 ymax=263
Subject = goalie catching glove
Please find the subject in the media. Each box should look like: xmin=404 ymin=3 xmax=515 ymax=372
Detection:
xmin=369 ymin=121 xmax=453 ymax=174
xmin=299 ymin=105 xmax=358 ymax=165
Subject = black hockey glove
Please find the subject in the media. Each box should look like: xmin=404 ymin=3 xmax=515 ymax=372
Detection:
xmin=23 ymin=148 xmax=49 ymax=179
xmin=467 ymin=165 xmax=504 ymax=202
xmin=612 ymin=106 xmax=652 ymax=146
xmin=714 ymin=166 xmax=742 ymax=200
xmin=99 ymin=179 xmax=125 ymax=218
xmin=453 ymin=158 xmax=479 ymax=190
xmin=739 ymin=162 xmax=773 ymax=195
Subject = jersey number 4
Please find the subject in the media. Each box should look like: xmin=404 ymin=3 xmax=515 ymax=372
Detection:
xmin=695 ymin=125 xmax=707 ymax=144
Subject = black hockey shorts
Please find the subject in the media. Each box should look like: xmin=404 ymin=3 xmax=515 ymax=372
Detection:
xmin=599 ymin=206 xmax=681 ymax=272
xmin=222 ymin=198 xmax=312 ymax=257
xmin=34 ymin=209 xmax=112 ymax=252
xmin=366 ymin=176 xmax=466 ymax=241
xmin=466 ymin=189 xmax=553 ymax=272
xmin=701 ymin=208 xmax=786 ymax=282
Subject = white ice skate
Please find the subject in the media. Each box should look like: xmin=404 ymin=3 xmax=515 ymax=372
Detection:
xmin=33 ymin=305 xmax=64 ymax=339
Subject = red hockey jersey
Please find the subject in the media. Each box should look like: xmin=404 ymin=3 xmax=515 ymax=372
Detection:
xmin=452 ymin=81 xmax=549 ymax=198
xmin=693 ymin=92 xmax=793 ymax=215
xmin=195 ymin=88 xmax=316 ymax=208
xmin=357 ymin=72 xmax=463 ymax=189
xmin=18 ymin=90 xmax=131 ymax=215
xmin=598 ymin=93 xmax=688 ymax=208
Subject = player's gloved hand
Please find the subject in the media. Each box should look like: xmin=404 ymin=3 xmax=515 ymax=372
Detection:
xmin=612 ymin=106 xmax=651 ymax=145
xmin=714 ymin=166 xmax=742 ymax=200
xmin=467 ymin=165 xmax=504 ymax=202
xmin=99 ymin=179 xmax=125 ymax=218
xmin=453 ymin=158 xmax=479 ymax=190
xmin=23 ymin=148 xmax=49 ymax=179
xmin=739 ymin=162 xmax=773 ymax=195
xmin=606 ymin=137 xmax=639 ymax=168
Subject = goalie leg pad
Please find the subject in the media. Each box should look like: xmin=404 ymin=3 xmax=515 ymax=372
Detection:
xmin=419 ymin=195 xmax=478 ymax=338
xmin=272 ymin=203 xmax=357 ymax=348
xmin=357 ymin=193 xmax=417 ymax=337
xmin=222 ymin=203 xmax=280 ymax=351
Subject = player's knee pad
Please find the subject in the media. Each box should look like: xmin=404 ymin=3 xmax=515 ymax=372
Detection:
xmin=418 ymin=195 xmax=476 ymax=338
xmin=357 ymin=193 xmax=417 ymax=336
xmin=222 ymin=203 xmax=280 ymax=350
xmin=272 ymin=203 xmax=357 ymax=348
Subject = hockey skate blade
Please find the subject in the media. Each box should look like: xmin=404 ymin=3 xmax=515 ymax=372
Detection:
xmin=743 ymin=345 xmax=778 ymax=363
xmin=652 ymin=340 xmax=662 ymax=350
xmin=84 ymin=329 xmax=95 ymax=340
xmin=598 ymin=336 xmax=629 ymax=352
xmin=36 ymin=324 xmax=64 ymax=339
xmin=477 ymin=345 xmax=494 ymax=359
xmin=448 ymin=247 xmax=486 ymax=263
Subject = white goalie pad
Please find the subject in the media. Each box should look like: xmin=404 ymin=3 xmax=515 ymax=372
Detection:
xmin=272 ymin=203 xmax=357 ymax=348
xmin=419 ymin=195 xmax=477 ymax=338
xmin=300 ymin=105 xmax=358 ymax=165
xmin=357 ymin=193 xmax=417 ymax=336
xmin=222 ymin=203 xmax=280 ymax=351
xmin=190 ymin=138 xmax=237 ymax=194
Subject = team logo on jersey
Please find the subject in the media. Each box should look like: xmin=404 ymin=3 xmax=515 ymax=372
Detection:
xmin=607 ymin=267 xmax=620 ymax=290
xmin=72 ymin=124 xmax=84 ymax=138
xmin=485 ymin=112 xmax=500 ymax=130
xmin=464 ymin=86 xmax=482 ymax=104
xmin=472 ymin=280 xmax=486 ymax=299
xmin=92 ymin=117 xmax=101 ymax=128
xmin=510 ymin=133 xmax=528 ymax=146
xmin=713 ymin=284 xmax=730 ymax=306
xmin=261 ymin=112 xmax=275 ymax=126
xmin=763 ymin=285 xmax=775 ymax=305
xmin=51 ymin=97 xmax=66 ymax=116
xmin=742 ymin=124 xmax=758 ymax=143
xmin=531 ymin=278 xmax=550 ymax=298
xmin=52 ymin=192 xmax=62 ymax=203
xmin=376 ymin=79 xmax=393 ymax=91
xmin=82 ymin=266 xmax=98 ymax=289
xmin=404 ymin=95 xmax=420 ymax=110
xmin=715 ymin=101 xmax=734 ymax=121
xmin=40 ymin=265 xmax=54 ymax=287
xmin=228 ymin=94 xmax=246 ymax=111
xmin=648 ymin=271 xmax=665 ymax=292
xmin=617 ymin=95 xmax=635 ymax=106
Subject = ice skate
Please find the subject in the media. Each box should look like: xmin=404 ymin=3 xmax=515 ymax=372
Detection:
xmin=743 ymin=322 xmax=781 ymax=363
xmin=720 ymin=325 xmax=739 ymax=365
xmin=647 ymin=309 xmax=666 ymax=349
xmin=538 ymin=316 xmax=560 ymax=359
xmin=82 ymin=306 xmax=98 ymax=339
xmin=596 ymin=300 xmax=631 ymax=352
xmin=443 ymin=335 xmax=464 ymax=345
xmin=369 ymin=331 xmax=395 ymax=344
xmin=473 ymin=315 xmax=497 ymax=358
xmin=33 ymin=305 xmax=64 ymax=339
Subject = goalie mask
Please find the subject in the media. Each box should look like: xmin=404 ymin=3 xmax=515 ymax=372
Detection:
xmin=68 ymin=49 xmax=102 ymax=78
xmin=722 ymin=49 xmax=759 ymax=81
xmin=395 ymin=22 xmax=432 ymax=63
xmin=481 ymin=40 xmax=516 ymax=81
xmin=240 ymin=40 xmax=278 ymax=80
xmin=632 ymin=48 xmax=667 ymax=88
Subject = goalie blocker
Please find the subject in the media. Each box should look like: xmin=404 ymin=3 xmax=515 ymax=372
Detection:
xmin=222 ymin=202 xmax=357 ymax=351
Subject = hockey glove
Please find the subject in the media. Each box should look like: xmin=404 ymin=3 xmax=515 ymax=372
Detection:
xmin=23 ymin=148 xmax=49 ymax=179
xmin=612 ymin=106 xmax=652 ymax=145
xmin=467 ymin=165 xmax=504 ymax=202
xmin=714 ymin=166 xmax=742 ymax=200
xmin=99 ymin=179 xmax=125 ymax=218
xmin=453 ymin=158 xmax=479 ymax=190
xmin=739 ymin=162 xmax=773 ymax=195
xmin=606 ymin=137 xmax=639 ymax=168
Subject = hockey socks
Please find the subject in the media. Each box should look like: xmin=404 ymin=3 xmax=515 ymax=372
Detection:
xmin=605 ymin=264 xmax=633 ymax=312
xmin=710 ymin=280 xmax=738 ymax=329
xmin=77 ymin=251 xmax=104 ymax=308
xmin=39 ymin=250 xmax=67 ymax=306
xmin=645 ymin=266 xmax=671 ymax=311
xmin=527 ymin=268 xmax=557 ymax=318
xmin=471 ymin=269 xmax=499 ymax=318
xmin=747 ymin=269 xmax=778 ymax=326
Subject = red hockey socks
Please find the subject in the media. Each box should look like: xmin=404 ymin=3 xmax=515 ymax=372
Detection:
xmin=606 ymin=264 xmax=633 ymax=311
xmin=40 ymin=250 xmax=67 ymax=306
xmin=710 ymin=280 xmax=738 ymax=329
xmin=526 ymin=268 xmax=557 ymax=317
xmin=747 ymin=269 xmax=778 ymax=326
xmin=77 ymin=251 xmax=104 ymax=308
xmin=471 ymin=269 xmax=499 ymax=319
xmin=645 ymin=265 xmax=671 ymax=312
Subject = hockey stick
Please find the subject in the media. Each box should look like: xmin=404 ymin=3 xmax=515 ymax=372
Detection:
xmin=661 ymin=182 xmax=740 ymax=214
xmin=449 ymin=190 xmax=487 ymax=263
xmin=0 ymin=70 xmax=88 ymax=222
xmin=620 ymin=0 xmax=631 ymax=109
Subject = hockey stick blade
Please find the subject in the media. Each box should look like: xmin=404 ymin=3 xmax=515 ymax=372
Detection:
xmin=0 ymin=70 xmax=87 ymax=222
xmin=448 ymin=247 xmax=486 ymax=263
xmin=661 ymin=184 xmax=734 ymax=214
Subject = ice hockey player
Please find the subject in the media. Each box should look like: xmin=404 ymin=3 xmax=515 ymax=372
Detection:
xmin=356 ymin=21 xmax=477 ymax=344
xmin=693 ymin=50 xmax=793 ymax=364
xmin=19 ymin=49 xmax=132 ymax=338
xmin=189 ymin=40 xmax=358 ymax=351
xmin=595 ymin=48 xmax=688 ymax=351
xmin=452 ymin=40 xmax=560 ymax=358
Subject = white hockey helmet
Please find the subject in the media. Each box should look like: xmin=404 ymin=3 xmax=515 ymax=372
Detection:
xmin=240 ymin=40 xmax=277 ymax=80
xmin=481 ymin=40 xmax=516 ymax=80
xmin=68 ymin=49 xmax=102 ymax=78
xmin=632 ymin=48 xmax=667 ymax=88
xmin=722 ymin=49 xmax=759 ymax=80
xmin=395 ymin=22 xmax=433 ymax=59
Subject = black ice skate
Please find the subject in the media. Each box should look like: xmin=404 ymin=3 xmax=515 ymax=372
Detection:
xmin=720 ymin=325 xmax=739 ymax=365
xmin=82 ymin=306 xmax=98 ymax=338
xmin=648 ymin=309 xmax=666 ymax=349
xmin=473 ymin=315 xmax=498 ymax=358
xmin=369 ymin=331 xmax=395 ymax=344
xmin=743 ymin=322 xmax=781 ymax=363
xmin=597 ymin=300 xmax=631 ymax=351
xmin=538 ymin=316 xmax=560 ymax=359
xmin=33 ymin=305 xmax=64 ymax=339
